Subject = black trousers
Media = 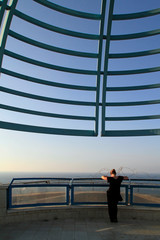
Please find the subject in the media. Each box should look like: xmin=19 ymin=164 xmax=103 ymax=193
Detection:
xmin=107 ymin=193 xmax=118 ymax=222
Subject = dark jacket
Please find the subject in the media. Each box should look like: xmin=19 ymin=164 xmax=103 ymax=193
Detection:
xmin=107 ymin=176 xmax=123 ymax=201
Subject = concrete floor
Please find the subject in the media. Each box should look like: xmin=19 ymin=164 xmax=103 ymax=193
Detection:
xmin=0 ymin=218 xmax=160 ymax=240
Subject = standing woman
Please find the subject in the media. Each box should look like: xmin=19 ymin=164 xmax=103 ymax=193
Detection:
xmin=101 ymin=169 xmax=128 ymax=222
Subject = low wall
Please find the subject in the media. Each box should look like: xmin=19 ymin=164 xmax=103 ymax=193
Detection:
xmin=0 ymin=185 xmax=160 ymax=224
xmin=0 ymin=185 xmax=7 ymax=224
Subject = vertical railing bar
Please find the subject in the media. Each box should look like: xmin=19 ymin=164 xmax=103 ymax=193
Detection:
xmin=95 ymin=0 xmax=107 ymax=136
xmin=0 ymin=0 xmax=18 ymax=67
xmin=66 ymin=186 xmax=69 ymax=205
xmin=125 ymin=185 xmax=128 ymax=205
xmin=71 ymin=185 xmax=74 ymax=205
xmin=130 ymin=185 xmax=133 ymax=205
xmin=101 ymin=0 xmax=115 ymax=135
xmin=8 ymin=185 xmax=12 ymax=209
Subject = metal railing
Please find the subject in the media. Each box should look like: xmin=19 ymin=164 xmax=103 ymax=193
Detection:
xmin=7 ymin=177 xmax=160 ymax=209
xmin=8 ymin=177 xmax=71 ymax=208
xmin=71 ymin=183 xmax=128 ymax=205
xmin=130 ymin=184 xmax=160 ymax=207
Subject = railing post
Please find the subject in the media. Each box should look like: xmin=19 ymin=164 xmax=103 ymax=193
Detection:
xmin=70 ymin=185 xmax=74 ymax=205
xmin=7 ymin=184 xmax=12 ymax=209
xmin=125 ymin=185 xmax=129 ymax=205
xmin=130 ymin=185 xmax=133 ymax=206
xmin=66 ymin=185 xmax=70 ymax=205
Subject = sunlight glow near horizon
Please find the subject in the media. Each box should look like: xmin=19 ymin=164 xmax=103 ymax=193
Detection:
xmin=0 ymin=129 xmax=160 ymax=174
xmin=0 ymin=0 xmax=160 ymax=175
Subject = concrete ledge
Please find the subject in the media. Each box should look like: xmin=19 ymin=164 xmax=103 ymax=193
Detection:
xmin=0 ymin=205 xmax=159 ymax=224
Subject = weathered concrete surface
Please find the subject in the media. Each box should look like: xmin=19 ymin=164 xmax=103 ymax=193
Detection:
xmin=0 ymin=217 xmax=160 ymax=240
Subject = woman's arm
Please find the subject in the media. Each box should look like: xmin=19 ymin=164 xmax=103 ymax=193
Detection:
xmin=123 ymin=176 xmax=129 ymax=180
xmin=101 ymin=176 xmax=108 ymax=180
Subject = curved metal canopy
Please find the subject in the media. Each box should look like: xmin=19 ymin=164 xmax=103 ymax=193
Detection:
xmin=0 ymin=0 xmax=160 ymax=136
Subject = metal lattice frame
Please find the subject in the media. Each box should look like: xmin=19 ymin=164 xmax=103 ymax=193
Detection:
xmin=102 ymin=0 xmax=160 ymax=136
xmin=0 ymin=0 xmax=160 ymax=136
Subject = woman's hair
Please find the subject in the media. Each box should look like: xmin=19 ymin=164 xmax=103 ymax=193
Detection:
xmin=110 ymin=169 xmax=116 ymax=175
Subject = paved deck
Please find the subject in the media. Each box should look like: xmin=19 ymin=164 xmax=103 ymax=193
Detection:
xmin=0 ymin=218 xmax=160 ymax=240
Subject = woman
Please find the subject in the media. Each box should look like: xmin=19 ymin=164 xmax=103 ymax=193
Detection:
xmin=101 ymin=169 xmax=128 ymax=222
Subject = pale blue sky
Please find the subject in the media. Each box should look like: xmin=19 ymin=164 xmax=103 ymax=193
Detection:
xmin=0 ymin=0 xmax=160 ymax=176
xmin=0 ymin=129 xmax=160 ymax=175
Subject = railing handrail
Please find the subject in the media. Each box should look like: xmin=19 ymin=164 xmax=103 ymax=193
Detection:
xmin=9 ymin=177 xmax=160 ymax=185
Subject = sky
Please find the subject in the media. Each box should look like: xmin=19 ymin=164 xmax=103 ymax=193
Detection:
xmin=0 ymin=0 xmax=160 ymax=177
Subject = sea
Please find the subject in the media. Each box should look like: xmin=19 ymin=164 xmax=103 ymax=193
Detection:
xmin=0 ymin=171 xmax=103 ymax=184
xmin=0 ymin=171 xmax=160 ymax=185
